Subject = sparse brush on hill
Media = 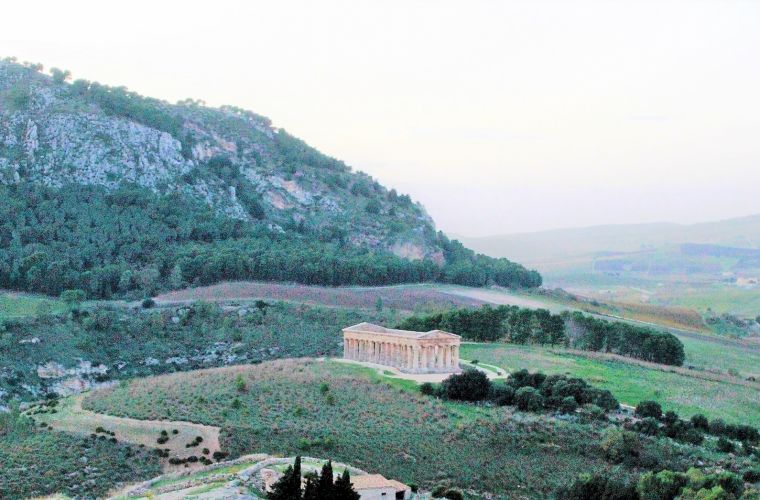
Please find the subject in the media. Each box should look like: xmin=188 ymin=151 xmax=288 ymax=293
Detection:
xmin=0 ymin=301 xmax=397 ymax=405
xmin=84 ymin=360 xmax=701 ymax=497
xmin=0 ymin=410 xmax=160 ymax=498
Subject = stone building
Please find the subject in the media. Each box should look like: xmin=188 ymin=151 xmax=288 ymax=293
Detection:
xmin=351 ymin=474 xmax=411 ymax=500
xmin=342 ymin=322 xmax=461 ymax=374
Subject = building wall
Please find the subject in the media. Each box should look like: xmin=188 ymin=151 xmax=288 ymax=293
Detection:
xmin=357 ymin=486 xmax=399 ymax=500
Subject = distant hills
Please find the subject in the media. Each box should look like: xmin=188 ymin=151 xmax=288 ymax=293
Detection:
xmin=457 ymin=214 xmax=760 ymax=265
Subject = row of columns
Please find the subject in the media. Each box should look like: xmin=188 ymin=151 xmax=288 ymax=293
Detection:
xmin=343 ymin=337 xmax=459 ymax=372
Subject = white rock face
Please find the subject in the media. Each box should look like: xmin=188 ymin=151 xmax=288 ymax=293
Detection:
xmin=0 ymin=60 xmax=446 ymax=259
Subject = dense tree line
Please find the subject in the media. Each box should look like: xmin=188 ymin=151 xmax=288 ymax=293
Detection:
xmin=565 ymin=313 xmax=685 ymax=366
xmin=0 ymin=183 xmax=540 ymax=299
xmin=398 ymin=304 xmax=566 ymax=344
xmin=398 ymin=305 xmax=685 ymax=366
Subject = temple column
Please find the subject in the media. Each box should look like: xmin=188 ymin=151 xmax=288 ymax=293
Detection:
xmin=412 ymin=346 xmax=420 ymax=372
xmin=453 ymin=345 xmax=459 ymax=368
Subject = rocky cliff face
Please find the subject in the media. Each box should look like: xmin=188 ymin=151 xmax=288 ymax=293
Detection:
xmin=0 ymin=60 xmax=443 ymax=262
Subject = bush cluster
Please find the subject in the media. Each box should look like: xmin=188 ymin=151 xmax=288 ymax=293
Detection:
xmin=631 ymin=401 xmax=759 ymax=447
xmin=422 ymin=368 xmax=618 ymax=415
xmin=558 ymin=468 xmax=749 ymax=500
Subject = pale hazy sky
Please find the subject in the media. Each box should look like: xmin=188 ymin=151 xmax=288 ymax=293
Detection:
xmin=3 ymin=0 xmax=760 ymax=236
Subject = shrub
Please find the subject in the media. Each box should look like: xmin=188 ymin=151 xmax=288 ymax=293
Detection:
xmin=637 ymin=470 xmax=688 ymax=500
xmin=662 ymin=411 xmax=679 ymax=426
xmin=515 ymin=386 xmax=545 ymax=412
xmin=635 ymin=401 xmax=662 ymax=420
xmin=744 ymin=469 xmax=760 ymax=483
xmin=579 ymin=404 xmax=606 ymax=423
xmin=444 ymin=489 xmax=464 ymax=500
xmin=141 ymin=298 xmax=155 ymax=309
xmin=560 ymin=396 xmax=578 ymax=414
xmin=431 ymin=485 xmax=449 ymax=498
xmin=716 ymin=437 xmax=735 ymax=453
xmin=235 ymin=374 xmax=247 ymax=393
xmin=557 ymin=473 xmax=638 ymax=500
xmin=489 ymin=384 xmax=515 ymax=406
xmin=601 ymin=428 xmax=642 ymax=465
xmin=420 ymin=382 xmax=437 ymax=396
xmin=441 ymin=369 xmax=491 ymax=402
xmin=690 ymin=414 xmax=709 ymax=431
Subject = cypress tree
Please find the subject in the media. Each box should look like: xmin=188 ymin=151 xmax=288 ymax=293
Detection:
xmin=333 ymin=469 xmax=360 ymax=500
xmin=267 ymin=456 xmax=302 ymax=500
xmin=316 ymin=460 xmax=334 ymax=497
xmin=302 ymin=472 xmax=319 ymax=500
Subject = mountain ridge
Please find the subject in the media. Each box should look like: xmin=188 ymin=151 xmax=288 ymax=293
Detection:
xmin=457 ymin=213 xmax=760 ymax=264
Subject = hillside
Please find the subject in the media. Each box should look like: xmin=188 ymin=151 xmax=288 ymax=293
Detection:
xmin=0 ymin=59 xmax=540 ymax=298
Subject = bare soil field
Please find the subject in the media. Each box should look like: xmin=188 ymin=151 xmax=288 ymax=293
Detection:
xmin=154 ymin=281 xmax=485 ymax=311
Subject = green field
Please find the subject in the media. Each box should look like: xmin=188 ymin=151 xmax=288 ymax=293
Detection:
xmin=83 ymin=359 xmax=694 ymax=498
xmin=678 ymin=335 xmax=760 ymax=377
xmin=461 ymin=344 xmax=760 ymax=426
xmin=0 ymin=292 xmax=67 ymax=318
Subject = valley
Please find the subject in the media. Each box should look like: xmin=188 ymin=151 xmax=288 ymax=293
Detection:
xmin=0 ymin=57 xmax=758 ymax=500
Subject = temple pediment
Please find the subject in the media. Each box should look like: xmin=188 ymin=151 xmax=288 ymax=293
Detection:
xmin=343 ymin=323 xmax=460 ymax=340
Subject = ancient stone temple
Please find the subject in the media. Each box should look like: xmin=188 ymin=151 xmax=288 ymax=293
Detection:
xmin=342 ymin=322 xmax=461 ymax=374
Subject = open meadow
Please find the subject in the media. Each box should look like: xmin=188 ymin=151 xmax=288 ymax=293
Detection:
xmin=154 ymin=281 xmax=486 ymax=312
xmin=461 ymin=344 xmax=760 ymax=426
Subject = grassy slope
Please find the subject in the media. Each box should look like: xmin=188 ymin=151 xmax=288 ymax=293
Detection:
xmin=0 ymin=292 xmax=67 ymax=318
xmin=461 ymin=344 xmax=760 ymax=426
xmin=83 ymin=359 xmax=678 ymax=498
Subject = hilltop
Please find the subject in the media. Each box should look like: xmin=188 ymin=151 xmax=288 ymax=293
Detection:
xmin=0 ymin=59 xmax=539 ymax=298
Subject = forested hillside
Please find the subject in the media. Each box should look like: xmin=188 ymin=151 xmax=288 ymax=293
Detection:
xmin=0 ymin=59 xmax=540 ymax=297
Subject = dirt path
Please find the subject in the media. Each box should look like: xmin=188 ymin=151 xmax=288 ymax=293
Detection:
xmin=31 ymin=394 xmax=221 ymax=468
